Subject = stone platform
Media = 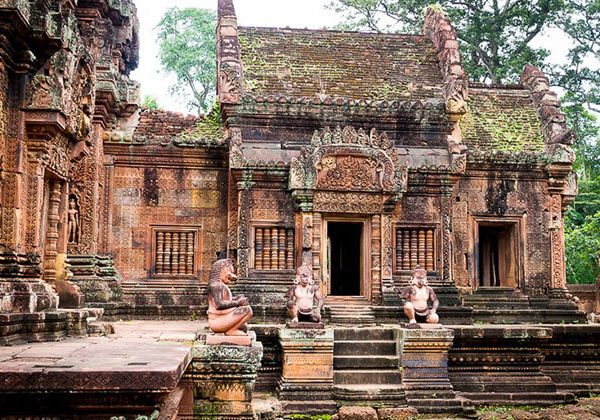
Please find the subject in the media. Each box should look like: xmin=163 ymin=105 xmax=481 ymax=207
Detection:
xmin=0 ymin=320 xmax=201 ymax=418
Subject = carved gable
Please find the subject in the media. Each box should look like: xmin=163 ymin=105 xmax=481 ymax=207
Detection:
xmin=289 ymin=126 xmax=407 ymax=213
xmin=290 ymin=126 xmax=407 ymax=194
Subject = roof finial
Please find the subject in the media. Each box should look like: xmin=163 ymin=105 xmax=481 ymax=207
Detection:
xmin=218 ymin=0 xmax=236 ymax=17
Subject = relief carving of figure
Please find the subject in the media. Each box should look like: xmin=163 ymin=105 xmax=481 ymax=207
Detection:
xmin=67 ymin=196 xmax=80 ymax=244
xmin=207 ymin=259 xmax=253 ymax=336
xmin=285 ymin=262 xmax=323 ymax=323
xmin=402 ymin=266 xmax=440 ymax=324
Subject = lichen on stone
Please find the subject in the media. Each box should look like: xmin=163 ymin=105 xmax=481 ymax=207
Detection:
xmin=461 ymin=90 xmax=545 ymax=153
xmin=175 ymin=102 xmax=225 ymax=147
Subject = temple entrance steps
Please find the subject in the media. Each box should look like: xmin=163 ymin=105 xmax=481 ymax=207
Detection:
xmin=325 ymin=296 xmax=376 ymax=325
xmin=463 ymin=287 xmax=530 ymax=309
xmin=332 ymin=327 xmax=406 ymax=406
xmin=462 ymin=287 xmax=586 ymax=324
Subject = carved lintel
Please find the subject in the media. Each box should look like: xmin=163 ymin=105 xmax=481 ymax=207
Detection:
xmin=289 ymin=126 xmax=407 ymax=211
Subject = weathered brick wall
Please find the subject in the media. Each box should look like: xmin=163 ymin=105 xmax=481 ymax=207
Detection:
xmin=452 ymin=175 xmax=551 ymax=293
xmin=134 ymin=110 xmax=198 ymax=144
xmin=110 ymin=162 xmax=228 ymax=284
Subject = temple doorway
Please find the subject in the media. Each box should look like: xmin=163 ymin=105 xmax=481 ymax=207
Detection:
xmin=477 ymin=223 xmax=518 ymax=288
xmin=327 ymin=221 xmax=363 ymax=296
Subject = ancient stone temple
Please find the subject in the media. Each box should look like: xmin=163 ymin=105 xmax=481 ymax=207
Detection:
xmin=0 ymin=0 xmax=598 ymax=418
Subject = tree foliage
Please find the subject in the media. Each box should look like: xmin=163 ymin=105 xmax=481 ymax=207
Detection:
xmin=552 ymin=0 xmax=600 ymax=113
xmin=142 ymin=95 xmax=159 ymax=111
xmin=327 ymin=0 xmax=560 ymax=83
xmin=156 ymin=7 xmax=216 ymax=115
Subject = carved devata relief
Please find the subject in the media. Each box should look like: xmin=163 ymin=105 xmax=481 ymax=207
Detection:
xmin=289 ymin=126 xmax=408 ymax=212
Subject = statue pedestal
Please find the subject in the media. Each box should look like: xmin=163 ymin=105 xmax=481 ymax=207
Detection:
xmin=397 ymin=327 xmax=469 ymax=415
xmin=190 ymin=331 xmax=263 ymax=418
xmin=278 ymin=327 xmax=336 ymax=414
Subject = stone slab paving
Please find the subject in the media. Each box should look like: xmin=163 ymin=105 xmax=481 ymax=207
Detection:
xmin=0 ymin=320 xmax=205 ymax=392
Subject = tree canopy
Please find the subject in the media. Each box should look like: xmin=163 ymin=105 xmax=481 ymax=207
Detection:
xmin=156 ymin=7 xmax=217 ymax=115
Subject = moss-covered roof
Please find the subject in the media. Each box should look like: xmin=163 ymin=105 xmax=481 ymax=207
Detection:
xmin=461 ymin=87 xmax=545 ymax=153
xmin=238 ymin=27 xmax=443 ymax=100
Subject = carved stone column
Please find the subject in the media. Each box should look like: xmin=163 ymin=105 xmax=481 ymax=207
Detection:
xmin=278 ymin=328 xmax=336 ymax=414
xmin=189 ymin=332 xmax=263 ymax=418
xmin=371 ymin=214 xmax=382 ymax=304
xmin=43 ymin=180 xmax=62 ymax=282
xmin=397 ymin=327 xmax=466 ymax=414
xmin=236 ymin=171 xmax=254 ymax=278
xmin=381 ymin=212 xmax=400 ymax=306
xmin=441 ymin=182 xmax=453 ymax=284
xmin=547 ymin=194 xmax=573 ymax=304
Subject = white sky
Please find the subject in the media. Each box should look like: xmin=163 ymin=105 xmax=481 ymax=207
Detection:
xmin=131 ymin=0 xmax=339 ymax=114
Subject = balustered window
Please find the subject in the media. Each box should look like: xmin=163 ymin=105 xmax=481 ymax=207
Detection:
xmin=152 ymin=227 xmax=199 ymax=277
xmin=254 ymin=227 xmax=295 ymax=270
xmin=394 ymin=227 xmax=436 ymax=272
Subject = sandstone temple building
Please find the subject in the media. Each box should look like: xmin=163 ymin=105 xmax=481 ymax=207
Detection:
xmin=0 ymin=0 xmax=580 ymax=323
xmin=0 ymin=0 xmax=596 ymax=417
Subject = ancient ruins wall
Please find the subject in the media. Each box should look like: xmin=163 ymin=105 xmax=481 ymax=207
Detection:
xmin=451 ymin=174 xmax=551 ymax=294
xmin=109 ymin=157 xmax=228 ymax=286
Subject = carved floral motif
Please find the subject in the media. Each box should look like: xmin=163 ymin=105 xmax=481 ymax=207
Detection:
xmin=289 ymin=126 xmax=407 ymax=209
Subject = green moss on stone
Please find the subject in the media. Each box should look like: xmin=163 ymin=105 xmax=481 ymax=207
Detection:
xmin=176 ymin=102 xmax=225 ymax=146
xmin=461 ymin=94 xmax=545 ymax=152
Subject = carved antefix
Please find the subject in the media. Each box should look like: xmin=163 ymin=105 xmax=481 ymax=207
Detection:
xmin=289 ymin=126 xmax=407 ymax=212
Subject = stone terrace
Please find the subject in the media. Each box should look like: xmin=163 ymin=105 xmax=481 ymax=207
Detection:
xmin=0 ymin=321 xmax=203 ymax=417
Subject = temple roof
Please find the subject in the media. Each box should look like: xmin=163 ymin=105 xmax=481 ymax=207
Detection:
xmin=463 ymin=86 xmax=545 ymax=153
xmin=238 ymin=27 xmax=444 ymax=101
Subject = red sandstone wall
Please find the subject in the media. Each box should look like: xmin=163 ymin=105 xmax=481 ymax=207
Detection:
xmin=134 ymin=110 xmax=198 ymax=144
xmin=451 ymin=175 xmax=551 ymax=294
xmin=110 ymin=163 xmax=228 ymax=284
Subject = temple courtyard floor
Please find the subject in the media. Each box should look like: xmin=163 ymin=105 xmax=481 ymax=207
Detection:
xmin=0 ymin=320 xmax=598 ymax=419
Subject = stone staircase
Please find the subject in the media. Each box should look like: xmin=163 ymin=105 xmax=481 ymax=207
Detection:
xmin=325 ymin=297 xmax=375 ymax=325
xmin=463 ymin=287 xmax=586 ymax=324
xmin=333 ymin=327 xmax=405 ymax=406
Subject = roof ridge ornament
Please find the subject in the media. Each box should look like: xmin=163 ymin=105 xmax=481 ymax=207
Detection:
xmin=217 ymin=0 xmax=243 ymax=105
xmin=422 ymin=5 xmax=468 ymax=120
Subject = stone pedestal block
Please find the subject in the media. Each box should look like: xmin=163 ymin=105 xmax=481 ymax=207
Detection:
xmin=397 ymin=327 xmax=468 ymax=415
xmin=67 ymin=254 xmax=121 ymax=303
xmin=190 ymin=332 xmax=263 ymax=418
xmin=278 ymin=327 xmax=336 ymax=414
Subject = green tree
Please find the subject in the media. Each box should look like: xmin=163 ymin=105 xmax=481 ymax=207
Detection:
xmin=552 ymin=0 xmax=600 ymax=113
xmin=156 ymin=7 xmax=216 ymax=115
xmin=327 ymin=0 xmax=561 ymax=83
xmin=142 ymin=95 xmax=159 ymax=111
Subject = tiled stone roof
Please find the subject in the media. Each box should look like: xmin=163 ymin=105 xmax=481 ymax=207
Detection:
xmin=462 ymin=86 xmax=545 ymax=153
xmin=238 ymin=27 xmax=443 ymax=101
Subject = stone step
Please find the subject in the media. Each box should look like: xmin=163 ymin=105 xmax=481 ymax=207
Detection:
xmin=334 ymin=327 xmax=395 ymax=341
xmin=458 ymin=391 xmax=575 ymax=405
xmin=334 ymin=369 xmax=402 ymax=385
xmin=406 ymin=398 xmax=466 ymax=415
xmin=334 ymin=355 xmax=398 ymax=369
xmin=334 ymin=385 xmax=406 ymax=407
xmin=334 ymin=340 xmax=397 ymax=356
xmin=471 ymin=308 xmax=586 ymax=324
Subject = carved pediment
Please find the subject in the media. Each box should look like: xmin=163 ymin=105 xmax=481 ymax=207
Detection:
xmin=290 ymin=126 xmax=407 ymax=197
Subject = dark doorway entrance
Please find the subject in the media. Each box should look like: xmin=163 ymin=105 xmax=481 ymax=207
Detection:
xmin=328 ymin=222 xmax=362 ymax=296
xmin=477 ymin=224 xmax=517 ymax=288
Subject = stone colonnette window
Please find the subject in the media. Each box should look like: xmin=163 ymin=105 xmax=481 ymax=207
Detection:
xmin=254 ymin=227 xmax=294 ymax=270
xmin=152 ymin=228 xmax=199 ymax=277
xmin=395 ymin=227 xmax=436 ymax=271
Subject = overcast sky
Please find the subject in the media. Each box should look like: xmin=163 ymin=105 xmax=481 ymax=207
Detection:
xmin=131 ymin=0 xmax=339 ymax=114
